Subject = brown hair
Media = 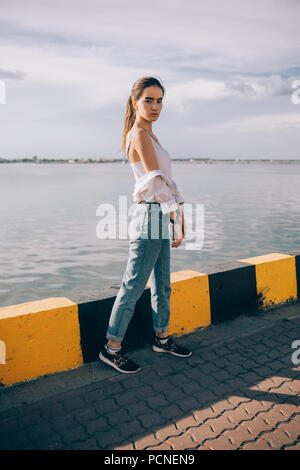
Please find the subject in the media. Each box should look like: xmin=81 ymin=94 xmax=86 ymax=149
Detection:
xmin=121 ymin=76 xmax=166 ymax=156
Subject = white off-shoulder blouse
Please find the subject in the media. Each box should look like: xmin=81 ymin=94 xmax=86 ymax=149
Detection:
xmin=125 ymin=127 xmax=184 ymax=215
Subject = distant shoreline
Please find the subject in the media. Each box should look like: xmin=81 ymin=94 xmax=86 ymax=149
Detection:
xmin=1 ymin=158 xmax=300 ymax=165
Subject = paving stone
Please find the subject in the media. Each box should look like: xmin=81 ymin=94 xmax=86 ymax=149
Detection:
xmin=284 ymin=440 xmax=300 ymax=450
xmin=211 ymin=369 xmax=233 ymax=382
xmin=239 ymin=400 xmax=268 ymax=417
xmin=240 ymin=416 xmax=274 ymax=439
xmin=284 ymin=380 xmax=300 ymax=393
xmin=168 ymin=373 xmax=189 ymax=386
xmin=138 ymin=411 xmax=166 ymax=428
xmin=166 ymin=433 xmax=199 ymax=450
xmin=49 ymin=413 xmax=78 ymax=432
xmin=59 ymin=425 xmax=88 ymax=446
xmin=106 ymin=408 xmax=131 ymax=426
xmin=261 ymin=428 xmax=296 ymax=450
xmin=163 ymin=388 xmax=187 ymax=402
xmin=70 ymin=438 xmax=100 ymax=450
xmin=114 ymin=391 xmax=142 ymax=406
xmin=72 ymin=406 xmax=99 ymax=422
xmin=113 ymin=442 xmax=135 ymax=450
xmin=40 ymin=403 xmax=66 ymax=419
xmin=118 ymin=419 xmax=145 ymax=440
xmin=34 ymin=434 xmax=66 ymax=450
xmin=192 ymin=405 xmax=218 ymax=423
xmin=186 ymin=423 xmax=218 ymax=443
xmin=205 ymin=415 xmax=236 ymax=434
xmin=96 ymin=429 xmax=123 ymax=449
xmin=84 ymin=389 xmax=106 ymax=403
xmin=223 ymin=425 xmax=253 ymax=447
xmin=17 ymin=408 xmax=42 ymax=428
xmin=119 ymin=375 xmax=143 ymax=389
xmin=221 ymin=406 xmax=251 ymax=425
xmin=174 ymin=415 xmax=198 ymax=431
xmin=85 ymin=416 xmax=110 ymax=434
xmin=177 ymin=396 xmax=199 ymax=412
xmin=158 ymin=404 xmax=183 ymax=421
xmin=143 ymin=393 xmax=170 ymax=409
xmin=27 ymin=422 xmax=55 ymax=441
xmin=134 ymin=433 xmax=161 ymax=450
xmin=241 ymin=438 xmax=272 ymax=450
xmin=226 ymin=396 xmax=250 ymax=407
xmin=194 ymin=388 xmax=218 ymax=404
xmin=0 ymin=430 xmax=33 ymax=450
xmin=62 ymin=395 xmax=86 ymax=412
xmin=278 ymin=416 xmax=300 ymax=441
xmin=0 ymin=414 xmax=19 ymax=433
xmin=179 ymin=382 xmax=204 ymax=395
xmin=203 ymin=435 xmax=236 ymax=450
xmin=1 ymin=304 xmax=300 ymax=452
xmin=146 ymin=442 xmax=172 ymax=450
xmin=126 ymin=400 xmax=152 ymax=416
xmin=271 ymin=403 xmax=300 ymax=419
xmin=94 ymin=398 xmax=119 ymax=414
xmin=155 ymin=423 xmax=181 ymax=441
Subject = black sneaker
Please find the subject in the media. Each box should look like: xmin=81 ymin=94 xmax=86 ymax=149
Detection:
xmin=99 ymin=346 xmax=141 ymax=374
xmin=152 ymin=336 xmax=192 ymax=357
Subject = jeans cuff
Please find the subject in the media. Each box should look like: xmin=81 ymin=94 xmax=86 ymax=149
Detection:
xmin=154 ymin=325 xmax=170 ymax=333
xmin=106 ymin=332 xmax=124 ymax=343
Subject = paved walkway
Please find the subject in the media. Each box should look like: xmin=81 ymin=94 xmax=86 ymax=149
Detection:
xmin=0 ymin=302 xmax=300 ymax=450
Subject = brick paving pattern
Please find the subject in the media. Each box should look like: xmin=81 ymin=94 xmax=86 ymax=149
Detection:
xmin=0 ymin=315 xmax=299 ymax=450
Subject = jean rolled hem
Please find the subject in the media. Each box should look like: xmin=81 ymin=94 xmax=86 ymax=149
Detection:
xmin=154 ymin=324 xmax=170 ymax=334
xmin=106 ymin=332 xmax=124 ymax=343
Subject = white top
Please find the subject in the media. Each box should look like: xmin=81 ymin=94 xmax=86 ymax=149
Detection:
xmin=125 ymin=127 xmax=184 ymax=215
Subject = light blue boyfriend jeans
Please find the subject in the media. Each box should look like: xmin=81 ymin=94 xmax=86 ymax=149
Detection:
xmin=106 ymin=202 xmax=172 ymax=343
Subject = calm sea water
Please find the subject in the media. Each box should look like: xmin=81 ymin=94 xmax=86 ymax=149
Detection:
xmin=0 ymin=162 xmax=299 ymax=308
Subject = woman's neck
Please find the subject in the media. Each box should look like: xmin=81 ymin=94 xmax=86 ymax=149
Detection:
xmin=133 ymin=119 xmax=152 ymax=133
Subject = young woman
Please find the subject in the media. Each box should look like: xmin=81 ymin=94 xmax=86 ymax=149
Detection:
xmin=99 ymin=76 xmax=192 ymax=374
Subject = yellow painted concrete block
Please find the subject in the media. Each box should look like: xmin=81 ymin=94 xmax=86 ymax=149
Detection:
xmin=239 ymin=253 xmax=297 ymax=307
xmin=0 ymin=297 xmax=83 ymax=386
xmin=167 ymin=270 xmax=211 ymax=336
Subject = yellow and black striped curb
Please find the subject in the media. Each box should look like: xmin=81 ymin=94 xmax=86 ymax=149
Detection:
xmin=0 ymin=251 xmax=299 ymax=386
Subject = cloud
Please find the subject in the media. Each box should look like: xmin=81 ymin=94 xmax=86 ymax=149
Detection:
xmin=187 ymin=112 xmax=300 ymax=134
xmin=0 ymin=0 xmax=299 ymax=158
xmin=0 ymin=67 xmax=26 ymax=80
xmin=166 ymin=75 xmax=296 ymax=108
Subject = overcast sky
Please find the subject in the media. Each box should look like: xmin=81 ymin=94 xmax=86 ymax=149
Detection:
xmin=0 ymin=0 xmax=299 ymax=160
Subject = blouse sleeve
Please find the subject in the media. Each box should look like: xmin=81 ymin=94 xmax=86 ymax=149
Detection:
xmin=133 ymin=169 xmax=180 ymax=214
xmin=171 ymin=178 xmax=185 ymax=204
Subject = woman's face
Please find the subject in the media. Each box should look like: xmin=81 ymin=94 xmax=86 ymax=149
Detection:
xmin=133 ymin=86 xmax=163 ymax=122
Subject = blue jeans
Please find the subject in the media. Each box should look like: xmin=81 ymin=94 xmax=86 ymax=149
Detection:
xmin=106 ymin=202 xmax=172 ymax=343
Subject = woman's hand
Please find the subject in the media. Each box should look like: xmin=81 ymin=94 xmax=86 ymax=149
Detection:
xmin=169 ymin=211 xmax=175 ymax=222
xmin=172 ymin=238 xmax=183 ymax=248
xmin=170 ymin=207 xmax=185 ymax=248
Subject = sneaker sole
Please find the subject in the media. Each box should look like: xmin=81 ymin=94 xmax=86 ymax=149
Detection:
xmin=99 ymin=352 xmax=141 ymax=374
xmin=152 ymin=345 xmax=192 ymax=357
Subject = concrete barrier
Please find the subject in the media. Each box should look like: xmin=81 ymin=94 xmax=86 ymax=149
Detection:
xmin=0 ymin=250 xmax=299 ymax=386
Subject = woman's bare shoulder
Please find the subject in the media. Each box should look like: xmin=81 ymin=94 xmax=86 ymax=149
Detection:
xmin=132 ymin=127 xmax=151 ymax=142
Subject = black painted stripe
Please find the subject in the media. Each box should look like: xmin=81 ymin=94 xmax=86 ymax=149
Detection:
xmin=77 ymin=286 xmax=155 ymax=363
xmin=201 ymin=260 xmax=257 ymax=324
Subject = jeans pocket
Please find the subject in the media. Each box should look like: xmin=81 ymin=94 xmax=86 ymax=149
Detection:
xmin=149 ymin=208 xmax=171 ymax=240
xmin=129 ymin=204 xmax=149 ymax=241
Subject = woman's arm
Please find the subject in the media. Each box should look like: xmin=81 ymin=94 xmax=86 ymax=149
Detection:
xmin=132 ymin=129 xmax=180 ymax=214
